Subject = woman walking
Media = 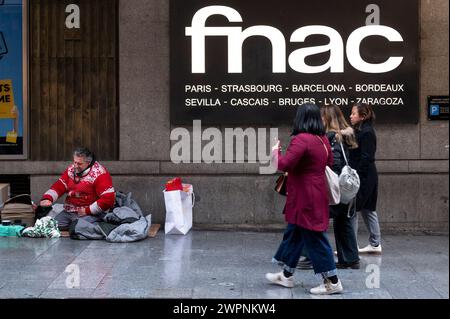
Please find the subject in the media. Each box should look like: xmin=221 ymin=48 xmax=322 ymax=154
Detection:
xmin=265 ymin=103 xmax=343 ymax=295
xmin=321 ymin=104 xmax=360 ymax=268
xmin=349 ymin=103 xmax=382 ymax=254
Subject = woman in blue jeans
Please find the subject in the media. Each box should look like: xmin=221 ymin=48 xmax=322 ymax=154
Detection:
xmin=266 ymin=103 xmax=343 ymax=295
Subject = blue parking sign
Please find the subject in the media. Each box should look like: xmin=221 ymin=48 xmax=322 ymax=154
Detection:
xmin=430 ymin=104 xmax=440 ymax=116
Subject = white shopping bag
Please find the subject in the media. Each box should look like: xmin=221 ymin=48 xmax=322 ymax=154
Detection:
xmin=163 ymin=184 xmax=194 ymax=235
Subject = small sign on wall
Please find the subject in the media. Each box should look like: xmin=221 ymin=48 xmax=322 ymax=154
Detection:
xmin=0 ymin=79 xmax=15 ymax=113
xmin=428 ymin=96 xmax=449 ymax=121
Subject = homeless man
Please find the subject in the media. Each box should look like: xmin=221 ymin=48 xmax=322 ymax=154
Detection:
xmin=39 ymin=147 xmax=116 ymax=230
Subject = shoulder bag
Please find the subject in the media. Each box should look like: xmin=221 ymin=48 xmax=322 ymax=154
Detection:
xmin=275 ymin=172 xmax=288 ymax=196
xmin=338 ymin=142 xmax=360 ymax=204
xmin=316 ymin=136 xmax=341 ymax=205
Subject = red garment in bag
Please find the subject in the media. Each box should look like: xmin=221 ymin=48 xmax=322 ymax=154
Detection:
xmin=165 ymin=178 xmax=183 ymax=191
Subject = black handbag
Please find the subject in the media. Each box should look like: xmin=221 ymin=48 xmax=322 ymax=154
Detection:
xmin=275 ymin=173 xmax=288 ymax=196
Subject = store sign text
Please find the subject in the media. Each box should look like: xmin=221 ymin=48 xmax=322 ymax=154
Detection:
xmin=186 ymin=6 xmax=404 ymax=74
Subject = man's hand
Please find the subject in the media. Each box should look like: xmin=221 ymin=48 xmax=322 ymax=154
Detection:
xmin=77 ymin=207 xmax=87 ymax=217
xmin=40 ymin=199 xmax=52 ymax=207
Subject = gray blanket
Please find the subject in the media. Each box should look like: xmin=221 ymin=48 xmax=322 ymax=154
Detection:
xmin=69 ymin=191 xmax=151 ymax=243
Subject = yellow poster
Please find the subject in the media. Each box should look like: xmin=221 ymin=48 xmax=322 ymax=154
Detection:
xmin=6 ymin=131 xmax=17 ymax=144
xmin=0 ymin=79 xmax=16 ymax=119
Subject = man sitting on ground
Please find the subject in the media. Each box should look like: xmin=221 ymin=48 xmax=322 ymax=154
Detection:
xmin=39 ymin=147 xmax=115 ymax=230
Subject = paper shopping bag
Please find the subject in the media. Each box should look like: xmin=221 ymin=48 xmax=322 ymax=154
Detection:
xmin=163 ymin=184 xmax=194 ymax=235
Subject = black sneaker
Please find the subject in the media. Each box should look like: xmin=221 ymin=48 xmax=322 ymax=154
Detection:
xmin=335 ymin=261 xmax=360 ymax=269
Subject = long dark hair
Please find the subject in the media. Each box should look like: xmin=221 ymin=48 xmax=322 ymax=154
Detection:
xmin=353 ymin=103 xmax=376 ymax=126
xmin=292 ymin=103 xmax=325 ymax=136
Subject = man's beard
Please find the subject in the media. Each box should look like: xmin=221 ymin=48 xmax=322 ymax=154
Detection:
xmin=75 ymin=166 xmax=87 ymax=174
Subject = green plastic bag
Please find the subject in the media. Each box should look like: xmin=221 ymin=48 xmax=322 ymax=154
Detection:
xmin=0 ymin=225 xmax=24 ymax=237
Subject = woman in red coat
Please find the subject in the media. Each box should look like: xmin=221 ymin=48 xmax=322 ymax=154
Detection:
xmin=265 ymin=103 xmax=344 ymax=295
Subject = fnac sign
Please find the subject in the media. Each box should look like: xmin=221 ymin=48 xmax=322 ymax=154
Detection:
xmin=185 ymin=6 xmax=404 ymax=74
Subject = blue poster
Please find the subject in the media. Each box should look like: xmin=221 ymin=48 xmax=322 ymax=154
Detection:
xmin=0 ymin=0 xmax=24 ymax=156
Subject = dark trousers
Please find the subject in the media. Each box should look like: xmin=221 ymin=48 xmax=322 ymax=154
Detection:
xmin=52 ymin=210 xmax=104 ymax=231
xmin=331 ymin=204 xmax=360 ymax=264
xmin=273 ymin=224 xmax=337 ymax=277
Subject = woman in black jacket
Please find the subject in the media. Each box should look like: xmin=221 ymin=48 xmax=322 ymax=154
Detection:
xmin=321 ymin=104 xmax=360 ymax=269
xmin=297 ymin=105 xmax=361 ymax=270
xmin=349 ymin=103 xmax=382 ymax=254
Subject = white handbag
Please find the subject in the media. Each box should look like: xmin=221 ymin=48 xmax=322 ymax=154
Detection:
xmin=317 ymin=137 xmax=341 ymax=205
xmin=325 ymin=166 xmax=341 ymax=205
xmin=163 ymin=184 xmax=194 ymax=235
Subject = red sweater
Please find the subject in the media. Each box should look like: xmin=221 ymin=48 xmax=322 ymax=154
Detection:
xmin=42 ymin=162 xmax=115 ymax=215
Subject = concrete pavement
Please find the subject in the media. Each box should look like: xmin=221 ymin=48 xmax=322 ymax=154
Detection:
xmin=0 ymin=231 xmax=447 ymax=299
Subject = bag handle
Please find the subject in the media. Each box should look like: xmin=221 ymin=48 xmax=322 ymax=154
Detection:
xmin=3 ymin=194 xmax=31 ymax=206
xmin=191 ymin=192 xmax=195 ymax=208
xmin=339 ymin=142 xmax=349 ymax=166
xmin=316 ymin=136 xmax=329 ymax=158
xmin=347 ymin=198 xmax=357 ymax=218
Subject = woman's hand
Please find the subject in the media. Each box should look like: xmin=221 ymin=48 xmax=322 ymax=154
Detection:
xmin=272 ymin=140 xmax=281 ymax=152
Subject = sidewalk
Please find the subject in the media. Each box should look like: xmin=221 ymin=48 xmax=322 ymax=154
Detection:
xmin=0 ymin=230 xmax=448 ymax=299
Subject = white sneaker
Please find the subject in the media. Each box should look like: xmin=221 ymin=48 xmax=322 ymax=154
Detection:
xmin=358 ymin=244 xmax=382 ymax=254
xmin=310 ymin=279 xmax=343 ymax=295
xmin=265 ymin=271 xmax=295 ymax=288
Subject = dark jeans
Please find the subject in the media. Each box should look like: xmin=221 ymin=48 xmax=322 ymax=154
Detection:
xmin=273 ymin=224 xmax=337 ymax=277
xmin=331 ymin=204 xmax=360 ymax=264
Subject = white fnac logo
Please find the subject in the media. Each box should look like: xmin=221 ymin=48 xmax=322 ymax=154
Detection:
xmin=186 ymin=6 xmax=404 ymax=74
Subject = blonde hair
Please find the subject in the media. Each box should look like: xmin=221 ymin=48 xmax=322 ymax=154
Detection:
xmin=321 ymin=104 xmax=358 ymax=149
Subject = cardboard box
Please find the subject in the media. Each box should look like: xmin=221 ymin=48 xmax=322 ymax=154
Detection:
xmin=0 ymin=183 xmax=10 ymax=207
xmin=1 ymin=202 xmax=35 ymax=227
